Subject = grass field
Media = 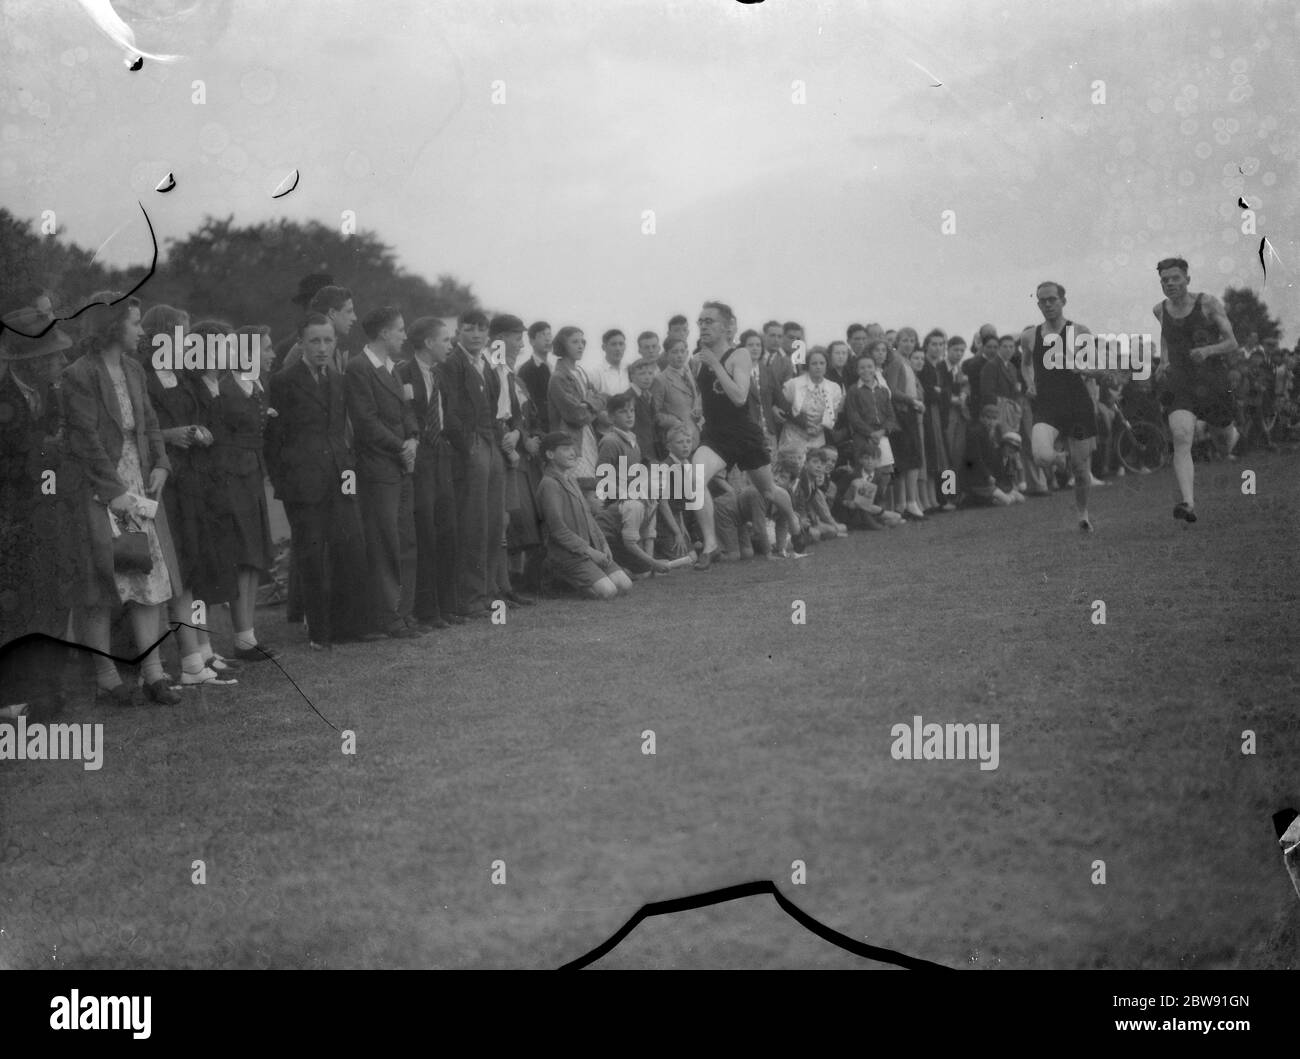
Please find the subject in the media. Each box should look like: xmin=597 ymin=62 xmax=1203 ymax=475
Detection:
xmin=2 ymin=453 xmax=1298 ymax=970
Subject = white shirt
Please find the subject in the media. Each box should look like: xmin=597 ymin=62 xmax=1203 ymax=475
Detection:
xmin=592 ymin=361 xmax=630 ymax=396
xmin=415 ymin=355 xmax=444 ymax=426
xmin=364 ymin=344 xmax=394 ymax=374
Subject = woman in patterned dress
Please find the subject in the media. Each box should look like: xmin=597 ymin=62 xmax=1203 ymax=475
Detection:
xmin=61 ymin=294 xmax=181 ymax=706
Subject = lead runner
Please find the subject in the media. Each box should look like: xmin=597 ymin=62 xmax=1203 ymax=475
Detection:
xmin=1151 ymin=256 xmax=1239 ymax=523
xmin=691 ymin=300 xmax=801 ymax=569
xmin=1019 ymin=280 xmax=1099 ymax=532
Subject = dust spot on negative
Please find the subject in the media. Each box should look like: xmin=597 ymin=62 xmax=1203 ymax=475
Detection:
xmin=127 ymin=55 xmax=143 ymax=71
xmin=271 ymin=169 xmax=299 ymax=199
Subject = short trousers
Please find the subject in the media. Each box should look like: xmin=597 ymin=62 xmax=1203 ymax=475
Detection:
xmin=1163 ymin=358 xmax=1236 ymax=428
xmin=1033 ymin=386 xmax=1097 ymax=441
xmin=699 ymin=421 xmax=771 ymax=472
xmin=548 ymin=548 xmax=623 ymax=590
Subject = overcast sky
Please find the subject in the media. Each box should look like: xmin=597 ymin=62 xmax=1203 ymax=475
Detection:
xmin=2 ymin=0 xmax=1297 ymax=360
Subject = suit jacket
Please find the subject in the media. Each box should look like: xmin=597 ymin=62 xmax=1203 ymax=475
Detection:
xmin=627 ymin=384 xmax=658 ymax=460
xmin=537 ymin=466 xmax=606 ymax=558
xmin=759 ymin=349 xmax=794 ymax=434
xmin=962 ymin=354 xmax=987 ymax=416
xmin=344 ymin=349 xmax=417 ymax=483
xmin=919 ymin=359 xmax=952 ymax=431
xmin=548 ymin=358 xmax=601 ymax=446
xmin=207 ymin=373 xmax=269 ymax=481
xmin=940 ymin=360 xmax=968 ymax=423
xmin=979 ymin=356 xmax=1020 ymax=407
xmin=517 ymin=357 xmax=552 ymax=433
xmin=844 ymin=381 xmax=897 ymax=452
xmin=649 ymin=365 xmax=701 ymax=449
xmin=0 ymin=369 xmax=62 ymax=500
xmin=441 ymin=343 xmax=498 ymax=455
xmin=265 ymin=359 xmax=354 ymax=505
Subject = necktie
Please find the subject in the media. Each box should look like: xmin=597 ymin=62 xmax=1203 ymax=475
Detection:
xmin=427 ymin=374 xmax=443 ymax=437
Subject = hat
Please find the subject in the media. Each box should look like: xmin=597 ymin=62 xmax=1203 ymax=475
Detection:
xmin=291 ymin=272 xmax=334 ymax=307
xmin=629 ymin=355 xmax=660 ymax=373
xmin=1001 ymin=431 xmax=1022 ymax=449
xmin=540 ymin=431 xmax=576 ymax=456
xmin=0 ymin=307 xmax=73 ymax=362
xmin=489 ymin=313 xmax=526 ymax=338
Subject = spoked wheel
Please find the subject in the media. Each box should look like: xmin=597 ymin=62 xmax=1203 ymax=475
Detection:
xmin=1117 ymin=420 xmax=1168 ymax=472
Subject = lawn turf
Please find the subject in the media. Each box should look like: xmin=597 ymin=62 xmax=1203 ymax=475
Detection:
xmin=1 ymin=453 xmax=1297 ymax=969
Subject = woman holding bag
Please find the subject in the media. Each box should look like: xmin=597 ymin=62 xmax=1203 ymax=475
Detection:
xmin=62 ymin=293 xmax=181 ymax=706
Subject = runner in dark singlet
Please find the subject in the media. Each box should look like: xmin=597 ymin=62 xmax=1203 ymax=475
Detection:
xmin=1019 ymin=281 xmax=1099 ymax=532
xmin=690 ymin=301 xmax=800 ymax=569
xmin=1152 ymin=257 xmax=1239 ymax=523
xmin=699 ymin=349 xmax=767 ymax=467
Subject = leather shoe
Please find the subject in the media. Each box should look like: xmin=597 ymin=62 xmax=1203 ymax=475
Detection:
xmin=500 ymin=591 xmax=534 ymax=607
xmin=144 ymin=679 xmax=182 ymax=706
xmin=96 ymin=684 xmax=136 ymax=708
xmin=441 ymin=612 xmax=467 ymax=625
xmin=232 ymin=643 xmax=279 ymax=661
xmin=386 ymin=623 xmax=419 ymax=639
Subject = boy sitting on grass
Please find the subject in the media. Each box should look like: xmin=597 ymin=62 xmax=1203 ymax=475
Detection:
xmin=537 ymin=432 xmax=633 ymax=599
xmin=839 ymin=440 xmax=893 ymax=530
xmin=961 ymin=406 xmax=1024 ymax=507
xmin=594 ymin=393 xmax=666 ymax=578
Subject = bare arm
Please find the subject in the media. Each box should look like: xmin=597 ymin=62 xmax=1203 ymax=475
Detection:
xmin=701 ymin=346 xmax=751 ymax=407
xmin=1197 ymin=295 xmax=1238 ymax=359
xmin=1019 ymin=327 xmax=1037 ymax=394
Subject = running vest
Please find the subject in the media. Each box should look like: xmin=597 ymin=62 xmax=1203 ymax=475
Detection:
xmin=1032 ymin=318 xmax=1085 ymax=398
xmin=699 ymin=347 xmax=759 ymax=428
xmin=1161 ymin=294 xmax=1220 ymax=372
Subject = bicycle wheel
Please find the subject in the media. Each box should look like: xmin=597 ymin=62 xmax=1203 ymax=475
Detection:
xmin=1118 ymin=420 xmax=1167 ymax=472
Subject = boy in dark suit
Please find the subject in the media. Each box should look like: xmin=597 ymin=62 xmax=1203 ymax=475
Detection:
xmin=442 ymin=309 xmax=504 ymax=618
xmin=396 ymin=316 xmax=461 ymax=627
xmin=344 ymin=306 xmax=421 ymax=638
xmin=265 ymin=313 xmax=368 ymax=648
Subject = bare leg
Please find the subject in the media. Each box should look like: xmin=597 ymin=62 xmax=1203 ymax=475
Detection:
xmin=82 ymin=606 xmax=120 ymax=690
xmin=748 ymin=464 xmax=799 ymax=539
xmin=1168 ymin=409 xmax=1196 ymax=508
xmin=1068 ymin=437 xmax=1095 ymax=527
xmin=129 ymin=603 xmax=167 ymax=684
xmin=689 ymin=446 xmax=727 ymax=553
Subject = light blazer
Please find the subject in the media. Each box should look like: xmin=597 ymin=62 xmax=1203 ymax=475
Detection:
xmin=649 ymin=365 xmax=701 ymax=448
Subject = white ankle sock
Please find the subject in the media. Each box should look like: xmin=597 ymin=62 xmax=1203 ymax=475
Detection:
xmin=181 ymin=652 xmax=205 ymax=676
xmin=234 ymin=630 xmax=257 ymax=650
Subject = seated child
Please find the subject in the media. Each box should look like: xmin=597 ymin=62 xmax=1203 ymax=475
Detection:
xmin=960 ymin=406 xmax=1024 ymax=507
xmin=804 ymin=447 xmax=848 ymax=537
xmin=594 ymin=393 xmax=670 ymax=577
xmin=536 ymin=432 xmax=634 ymax=599
xmin=653 ymin=425 xmax=699 ymax=562
xmin=774 ymin=453 xmax=836 ymax=546
xmin=839 ymin=440 xmax=892 ymax=530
